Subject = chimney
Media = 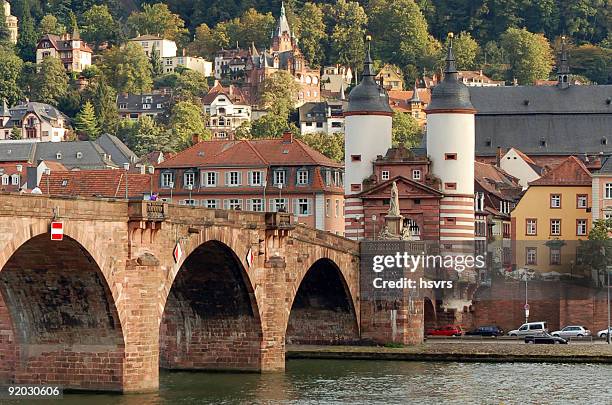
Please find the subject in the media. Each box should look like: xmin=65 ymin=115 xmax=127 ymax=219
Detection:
xmin=282 ymin=131 xmax=293 ymax=143
xmin=495 ymin=146 xmax=503 ymax=167
xmin=182 ymin=48 xmax=186 ymax=57
xmin=192 ymin=133 xmax=201 ymax=144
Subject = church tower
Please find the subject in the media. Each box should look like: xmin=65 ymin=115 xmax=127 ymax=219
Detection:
xmin=343 ymin=38 xmax=393 ymax=239
xmin=3 ymin=1 xmax=17 ymax=44
xmin=271 ymin=2 xmax=293 ymax=53
xmin=425 ymin=34 xmax=476 ymax=240
xmin=557 ymin=36 xmax=570 ymax=89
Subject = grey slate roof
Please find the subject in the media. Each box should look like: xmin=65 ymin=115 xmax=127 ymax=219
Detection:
xmin=426 ymin=43 xmax=475 ymax=112
xmin=0 ymin=142 xmax=36 ymax=162
xmin=470 ymin=85 xmax=612 ymax=156
xmin=4 ymin=102 xmax=66 ymax=128
xmin=299 ymin=102 xmax=327 ymax=123
xmin=95 ymin=133 xmax=138 ymax=166
xmin=598 ymin=155 xmax=612 ymax=174
xmin=346 ymin=47 xmax=393 ymax=114
xmin=116 ymin=93 xmax=170 ymax=115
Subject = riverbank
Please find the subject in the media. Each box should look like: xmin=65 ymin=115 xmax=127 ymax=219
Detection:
xmin=286 ymin=342 xmax=612 ymax=363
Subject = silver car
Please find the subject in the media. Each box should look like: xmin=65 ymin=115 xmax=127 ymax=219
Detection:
xmin=597 ymin=328 xmax=612 ymax=339
xmin=551 ymin=325 xmax=591 ymax=338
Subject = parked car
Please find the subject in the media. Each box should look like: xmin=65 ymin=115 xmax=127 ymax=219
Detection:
xmin=524 ymin=334 xmax=568 ymax=344
xmin=550 ymin=326 xmax=591 ymax=338
xmin=426 ymin=325 xmax=463 ymax=336
xmin=508 ymin=321 xmax=548 ymax=337
xmin=465 ymin=325 xmax=504 ymax=337
xmin=597 ymin=328 xmax=612 ymax=339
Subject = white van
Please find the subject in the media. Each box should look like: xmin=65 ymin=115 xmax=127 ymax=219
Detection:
xmin=508 ymin=321 xmax=548 ymax=336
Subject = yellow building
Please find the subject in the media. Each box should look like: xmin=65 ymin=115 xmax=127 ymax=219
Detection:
xmin=375 ymin=64 xmax=404 ymax=91
xmin=511 ymin=156 xmax=592 ymax=275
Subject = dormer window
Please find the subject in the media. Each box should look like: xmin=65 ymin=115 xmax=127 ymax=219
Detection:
xmin=76 ymin=152 xmax=82 ymax=159
xmin=539 ymin=138 xmax=547 ymax=147
xmin=56 ymin=152 xmax=62 ymax=160
xmin=602 ymin=137 xmax=608 ymax=145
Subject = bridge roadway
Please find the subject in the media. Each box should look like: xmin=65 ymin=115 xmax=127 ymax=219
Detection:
xmin=0 ymin=193 xmax=373 ymax=392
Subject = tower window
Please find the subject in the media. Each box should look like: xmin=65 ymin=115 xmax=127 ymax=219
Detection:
xmin=351 ymin=155 xmax=361 ymax=162
xmin=445 ymin=182 xmax=457 ymax=190
xmin=350 ymin=184 xmax=361 ymax=192
xmin=381 ymin=170 xmax=390 ymax=180
xmin=445 ymin=153 xmax=457 ymax=160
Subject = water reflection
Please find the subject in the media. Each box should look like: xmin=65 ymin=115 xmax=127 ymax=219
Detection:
xmin=6 ymin=360 xmax=612 ymax=404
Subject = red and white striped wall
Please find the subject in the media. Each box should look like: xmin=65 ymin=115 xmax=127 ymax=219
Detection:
xmin=344 ymin=197 xmax=365 ymax=240
xmin=439 ymin=195 xmax=475 ymax=241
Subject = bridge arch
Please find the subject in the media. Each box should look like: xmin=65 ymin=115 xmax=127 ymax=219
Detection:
xmin=286 ymin=257 xmax=360 ymax=345
xmin=159 ymin=238 xmax=263 ymax=371
xmin=0 ymin=232 xmax=125 ymax=390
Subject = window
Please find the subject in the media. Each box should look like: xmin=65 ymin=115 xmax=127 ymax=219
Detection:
xmin=225 ymin=199 xmax=242 ymax=210
xmin=119 ymin=103 xmax=127 ymax=109
xmin=56 ymin=152 xmax=62 ymax=160
xmin=249 ymin=171 xmax=262 ymax=186
xmin=273 ymin=170 xmax=285 ymax=186
xmin=351 ymin=184 xmax=361 ymax=192
xmin=334 ymin=171 xmax=342 ymax=186
xmin=161 ymin=172 xmax=174 ymax=188
xmin=227 ymin=171 xmax=241 ymax=186
xmin=475 ymin=192 xmax=485 ymax=212
xmin=297 ymin=170 xmax=309 ymax=185
xmin=295 ymin=198 xmax=311 ymax=216
xmin=316 ymin=122 xmax=323 ymax=128
xmin=445 ymin=153 xmax=457 ymax=160
xmin=1 ymin=175 xmax=8 ymax=185
xmin=270 ymin=198 xmax=287 ymax=212
xmin=576 ymin=219 xmax=587 ymax=236
xmin=526 ymin=219 xmax=537 ymax=236
xmin=204 ymin=171 xmax=217 ymax=187
xmin=381 ymin=170 xmax=390 ymax=180
xmin=445 ymin=182 xmax=457 ymax=190
xmin=248 ymin=198 xmax=264 ymax=212
xmin=412 ymin=170 xmax=421 ymax=180
xmin=550 ymin=219 xmax=561 ymax=236
xmin=183 ymin=199 xmax=196 ymax=206
xmin=325 ymin=198 xmax=330 ymax=217
xmin=605 ymin=183 xmax=612 ymax=199
xmin=550 ymin=248 xmax=561 ymax=265
xmin=204 ymin=199 xmax=218 ymax=208
xmin=351 ymin=155 xmax=361 ymax=162
xmin=335 ymin=199 xmax=340 ymax=217
xmin=184 ymin=172 xmax=195 ymax=188
xmin=10 ymin=174 xmax=19 ymax=185
xmin=576 ymin=194 xmax=588 ymax=208
xmin=526 ymin=248 xmax=537 ymax=265
xmin=550 ymin=194 xmax=561 ymax=208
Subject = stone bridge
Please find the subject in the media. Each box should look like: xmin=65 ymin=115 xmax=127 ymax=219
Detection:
xmin=0 ymin=194 xmax=365 ymax=393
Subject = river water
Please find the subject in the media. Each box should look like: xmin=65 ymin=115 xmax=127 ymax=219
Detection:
xmin=7 ymin=360 xmax=612 ymax=404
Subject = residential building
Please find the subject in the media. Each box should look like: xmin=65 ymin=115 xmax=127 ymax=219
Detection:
xmin=3 ymin=0 xmax=17 ymax=44
xmin=117 ymin=92 xmax=171 ymax=120
xmin=154 ymin=132 xmax=345 ymax=234
xmin=0 ymin=102 xmax=67 ymax=142
xmin=36 ymin=30 xmax=92 ymax=73
xmin=387 ymin=82 xmax=430 ymax=126
xmin=592 ymin=155 xmax=612 ymax=222
xmin=0 ymin=162 xmax=29 ymax=191
xmin=321 ymin=65 xmax=353 ymax=97
xmin=457 ymin=70 xmax=504 ymax=87
xmin=511 ymin=156 xmax=592 ymax=274
xmin=162 ymin=53 xmax=213 ymax=76
xmin=498 ymin=147 xmax=544 ymax=189
xmin=129 ymin=35 xmax=177 ymax=58
xmin=203 ymin=82 xmax=251 ymax=139
xmin=214 ymin=47 xmax=250 ymax=80
xmin=298 ymin=101 xmax=344 ymax=135
xmin=244 ymin=3 xmax=320 ymax=105
xmin=375 ymin=64 xmax=404 ymax=91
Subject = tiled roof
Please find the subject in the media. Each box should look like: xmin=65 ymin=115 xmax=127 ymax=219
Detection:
xmin=388 ymin=89 xmax=431 ymax=111
xmin=38 ymin=34 xmax=92 ymax=53
xmin=202 ymin=83 xmax=249 ymax=105
xmin=475 ymin=161 xmax=521 ymax=200
xmin=157 ymin=137 xmax=342 ymax=169
xmin=595 ymin=155 xmax=612 ymax=175
xmin=40 ymin=170 xmax=154 ymax=198
xmin=528 ymin=156 xmax=592 ymax=186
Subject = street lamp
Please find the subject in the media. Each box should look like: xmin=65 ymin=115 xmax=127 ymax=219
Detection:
xmin=278 ymin=183 xmax=283 ymax=211
xmin=44 ymin=168 xmax=50 ymax=195
xmin=169 ymin=181 xmax=174 ymax=203
xmin=186 ymin=184 xmax=193 ymax=205
xmin=607 ymin=265 xmax=611 ymax=344
xmin=262 ymin=180 xmax=267 ymax=212
xmin=522 ymin=268 xmax=534 ymax=324
xmin=123 ymin=163 xmax=130 ymax=200
xmin=372 ymin=214 xmax=377 ymax=240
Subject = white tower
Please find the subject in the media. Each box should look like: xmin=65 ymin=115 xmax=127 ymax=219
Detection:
xmin=426 ymin=36 xmax=476 ymax=241
xmin=343 ymin=40 xmax=393 ymax=239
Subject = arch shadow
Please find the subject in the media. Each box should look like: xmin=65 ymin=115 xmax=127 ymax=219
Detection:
xmin=159 ymin=240 xmax=263 ymax=371
xmin=0 ymin=234 xmax=125 ymax=390
xmin=286 ymin=258 xmax=359 ymax=345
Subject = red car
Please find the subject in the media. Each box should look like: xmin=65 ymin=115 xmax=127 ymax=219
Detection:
xmin=426 ymin=325 xmax=463 ymax=336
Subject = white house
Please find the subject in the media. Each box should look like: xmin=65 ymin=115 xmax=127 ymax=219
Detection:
xmin=499 ymin=147 xmax=543 ymax=189
xmin=36 ymin=31 xmax=92 ymax=73
xmin=162 ymin=55 xmax=213 ymax=76
xmin=202 ymin=82 xmax=251 ymax=139
xmin=299 ymin=101 xmax=345 ymax=135
xmin=129 ymin=35 xmax=177 ymax=58
xmin=1 ymin=102 xmax=67 ymax=142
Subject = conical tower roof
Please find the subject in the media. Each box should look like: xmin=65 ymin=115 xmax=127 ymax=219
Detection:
xmin=557 ymin=37 xmax=570 ymax=75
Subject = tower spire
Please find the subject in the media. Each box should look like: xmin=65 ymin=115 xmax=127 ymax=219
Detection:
xmin=362 ymin=35 xmax=374 ymax=77
xmin=557 ymin=36 xmax=570 ymax=88
xmin=445 ymin=32 xmax=458 ymax=76
xmin=409 ymin=80 xmax=421 ymax=103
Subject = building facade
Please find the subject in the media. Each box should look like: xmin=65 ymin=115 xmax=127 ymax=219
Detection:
xmin=129 ymin=35 xmax=177 ymax=58
xmin=592 ymin=155 xmax=612 ymax=222
xmin=3 ymin=1 xmax=17 ymax=44
xmin=375 ymin=64 xmax=404 ymax=91
xmin=298 ymin=101 xmax=344 ymax=135
xmin=36 ymin=31 xmax=92 ymax=73
xmin=154 ymin=133 xmax=345 ymax=234
xmin=162 ymin=54 xmax=213 ymax=76
xmin=1 ymin=102 xmax=66 ymax=142
xmin=117 ymin=93 xmax=171 ymax=121
xmin=203 ymin=82 xmax=251 ymax=139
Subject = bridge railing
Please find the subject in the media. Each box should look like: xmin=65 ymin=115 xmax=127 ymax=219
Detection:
xmin=128 ymin=201 xmax=166 ymax=222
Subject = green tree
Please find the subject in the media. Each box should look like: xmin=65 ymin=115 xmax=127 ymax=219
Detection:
xmin=234 ymin=8 xmax=275 ymax=49
xmin=100 ymin=43 xmax=153 ymax=93
xmin=127 ymin=3 xmax=188 ymax=42
xmin=16 ymin=9 xmax=38 ymax=62
xmin=88 ymin=79 xmax=119 ymax=134
xmin=189 ymin=23 xmax=220 ymax=59
xmin=0 ymin=9 xmax=11 ymax=46
xmin=559 ymin=0 xmax=607 ymax=43
xmin=175 ymin=69 xmax=209 ymax=100
xmin=570 ymin=45 xmax=611 ymax=84
xmin=299 ymin=132 xmax=344 ymax=162
xmin=369 ymin=0 xmax=432 ymax=69
xmin=297 ymin=3 xmax=326 ymax=67
xmin=169 ymin=100 xmax=210 ymax=149
xmin=392 ymin=112 xmax=422 ymax=148
xmin=0 ymin=48 xmax=23 ymax=105
xmin=39 ymin=14 xmax=66 ymax=35
xmin=250 ymin=113 xmax=299 ymax=139
xmin=33 ymin=56 xmax=68 ymax=106
xmin=9 ymin=127 xmax=22 ymax=140
xmin=330 ymin=0 xmax=368 ymax=74
xmin=117 ymin=116 xmax=173 ymax=156
xmin=260 ymin=70 xmax=300 ymax=115
xmin=57 ymin=87 xmax=82 ymax=118
xmin=579 ymin=219 xmax=612 ymax=278
xmin=443 ymin=31 xmax=479 ymax=70
xmin=149 ymin=43 xmax=163 ymax=77
xmin=74 ymin=100 xmax=100 ymax=139
xmin=81 ymin=5 xmax=123 ymax=51
xmin=500 ymin=28 xmax=553 ymax=84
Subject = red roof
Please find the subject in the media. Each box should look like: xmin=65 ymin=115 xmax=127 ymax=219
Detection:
xmin=388 ymin=89 xmax=431 ymax=112
xmin=528 ymin=156 xmax=591 ymax=186
xmin=157 ymin=136 xmax=342 ymax=169
xmin=202 ymin=82 xmax=249 ymax=105
xmin=40 ymin=170 xmax=154 ymax=198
